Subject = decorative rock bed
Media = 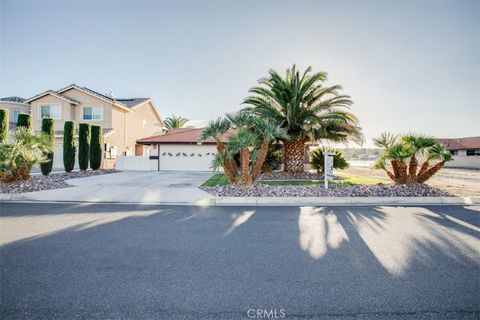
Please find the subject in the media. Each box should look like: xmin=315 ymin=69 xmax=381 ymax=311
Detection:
xmin=0 ymin=170 xmax=117 ymax=194
xmin=201 ymin=183 xmax=453 ymax=197
xmin=258 ymin=171 xmax=341 ymax=180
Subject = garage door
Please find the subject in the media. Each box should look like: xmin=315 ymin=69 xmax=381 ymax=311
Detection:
xmin=155 ymin=144 xmax=218 ymax=171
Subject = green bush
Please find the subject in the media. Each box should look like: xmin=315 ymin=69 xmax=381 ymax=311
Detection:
xmin=17 ymin=113 xmax=32 ymax=131
xmin=63 ymin=121 xmax=76 ymax=172
xmin=40 ymin=118 xmax=55 ymax=175
xmin=78 ymin=123 xmax=91 ymax=171
xmin=90 ymin=125 xmax=102 ymax=170
xmin=310 ymin=148 xmax=349 ymax=174
xmin=0 ymin=109 xmax=7 ymax=143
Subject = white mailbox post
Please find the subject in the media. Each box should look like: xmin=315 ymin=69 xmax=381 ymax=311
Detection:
xmin=324 ymin=152 xmax=334 ymax=189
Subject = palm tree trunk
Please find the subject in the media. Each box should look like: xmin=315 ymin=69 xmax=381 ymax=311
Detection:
xmin=390 ymin=160 xmax=400 ymax=179
xmin=393 ymin=160 xmax=408 ymax=184
xmin=238 ymin=148 xmax=252 ymax=185
xmin=251 ymin=141 xmax=269 ymax=180
xmin=283 ymin=138 xmax=306 ymax=173
xmin=386 ymin=170 xmax=397 ymax=182
xmin=408 ymin=155 xmax=418 ymax=180
xmin=416 ymin=161 xmax=445 ymax=183
xmin=416 ymin=160 xmax=429 ymax=178
xmin=217 ymin=143 xmax=237 ymax=184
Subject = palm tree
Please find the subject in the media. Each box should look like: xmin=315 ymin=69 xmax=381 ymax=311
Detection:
xmin=243 ymin=65 xmax=362 ymax=173
xmin=163 ymin=115 xmax=189 ymax=132
xmin=373 ymin=132 xmax=452 ymax=184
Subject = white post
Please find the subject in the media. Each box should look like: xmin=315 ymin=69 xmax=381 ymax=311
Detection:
xmin=324 ymin=152 xmax=334 ymax=189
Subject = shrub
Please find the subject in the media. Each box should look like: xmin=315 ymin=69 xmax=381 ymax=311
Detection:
xmin=90 ymin=125 xmax=102 ymax=170
xmin=40 ymin=118 xmax=55 ymax=175
xmin=63 ymin=121 xmax=76 ymax=172
xmin=78 ymin=123 xmax=91 ymax=171
xmin=17 ymin=113 xmax=32 ymax=130
xmin=310 ymin=148 xmax=349 ymax=174
xmin=0 ymin=109 xmax=7 ymax=143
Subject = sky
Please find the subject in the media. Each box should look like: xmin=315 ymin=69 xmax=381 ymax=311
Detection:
xmin=1 ymin=0 xmax=479 ymax=147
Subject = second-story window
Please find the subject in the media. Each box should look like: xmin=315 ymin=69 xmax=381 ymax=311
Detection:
xmin=83 ymin=107 xmax=103 ymax=121
xmin=40 ymin=104 xmax=61 ymax=119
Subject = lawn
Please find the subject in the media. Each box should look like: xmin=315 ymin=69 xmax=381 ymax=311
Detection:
xmin=202 ymin=172 xmax=388 ymax=186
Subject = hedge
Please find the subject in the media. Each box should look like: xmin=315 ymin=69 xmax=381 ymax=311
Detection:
xmin=78 ymin=123 xmax=91 ymax=171
xmin=17 ymin=113 xmax=32 ymax=130
xmin=0 ymin=109 xmax=7 ymax=143
xmin=90 ymin=125 xmax=102 ymax=170
xmin=63 ymin=121 xmax=76 ymax=172
xmin=40 ymin=118 xmax=55 ymax=175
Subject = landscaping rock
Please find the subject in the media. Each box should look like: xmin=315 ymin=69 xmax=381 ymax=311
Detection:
xmin=201 ymin=183 xmax=453 ymax=197
xmin=259 ymin=171 xmax=341 ymax=180
xmin=0 ymin=170 xmax=117 ymax=194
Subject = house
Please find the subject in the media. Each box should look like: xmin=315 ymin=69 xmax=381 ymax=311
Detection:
xmin=115 ymin=128 xmax=228 ymax=171
xmin=24 ymin=84 xmax=164 ymax=168
xmin=437 ymin=136 xmax=480 ymax=169
xmin=0 ymin=96 xmax=30 ymax=130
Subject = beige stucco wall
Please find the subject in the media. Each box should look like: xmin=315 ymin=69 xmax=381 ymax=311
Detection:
xmin=0 ymin=102 xmax=30 ymax=122
xmin=30 ymin=95 xmax=72 ymax=131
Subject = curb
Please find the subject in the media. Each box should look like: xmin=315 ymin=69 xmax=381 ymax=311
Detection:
xmin=1 ymin=195 xmax=479 ymax=206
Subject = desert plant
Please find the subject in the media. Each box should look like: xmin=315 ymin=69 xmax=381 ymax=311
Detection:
xmin=163 ymin=115 xmax=189 ymax=132
xmin=373 ymin=132 xmax=453 ymax=184
xmin=244 ymin=65 xmax=362 ymax=173
xmin=40 ymin=118 xmax=55 ymax=175
xmin=90 ymin=125 xmax=102 ymax=170
xmin=63 ymin=121 xmax=76 ymax=172
xmin=0 ymin=109 xmax=8 ymax=143
xmin=78 ymin=123 xmax=91 ymax=171
xmin=309 ymin=148 xmax=349 ymax=174
xmin=261 ymin=144 xmax=282 ymax=173
xmin=17 ymin=113 xmax=32 ymax=131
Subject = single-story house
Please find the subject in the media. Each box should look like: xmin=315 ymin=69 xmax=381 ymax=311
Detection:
xmin=437 ymin=136 xmax=480 ymax=169
xmin=132 ymin=128 xmax=229 ymax=171
xmin=23 ymin=84 xmax=164 ymax=169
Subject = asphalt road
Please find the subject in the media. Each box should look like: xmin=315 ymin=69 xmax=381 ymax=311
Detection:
xmin=1 ymin=203 xmax=479 ymax=319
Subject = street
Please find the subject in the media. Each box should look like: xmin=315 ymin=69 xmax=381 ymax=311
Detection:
xmin=1 ymin=203 xmax=479 ymax=319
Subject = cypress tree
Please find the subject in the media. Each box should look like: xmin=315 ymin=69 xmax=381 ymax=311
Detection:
xmin=90 ymin=125 xmax=102 ymax=170
xmin=17 ymin=113 xmax=32 ymax=131
xmin=40 ymin=118 xmax=55 ymax=175
xmin=78 ymin=123 xmax=91 ymax=171
xmin=0 ymin=109 xmax=7 ymax=143
xmin=63 ymin=121 xmax=76 ymax=172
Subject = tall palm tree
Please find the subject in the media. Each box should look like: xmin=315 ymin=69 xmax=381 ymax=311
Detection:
xmin=163 ymin=114 xmax=189 ymax=132
xmin=244 ymin=65 xmax=362 ymax=173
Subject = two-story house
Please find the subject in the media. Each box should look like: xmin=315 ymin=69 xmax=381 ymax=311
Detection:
xmin=24 ymin=84 xmax=164 ymax=168
xmin=0 ymin=96 xmax=31 ymax=130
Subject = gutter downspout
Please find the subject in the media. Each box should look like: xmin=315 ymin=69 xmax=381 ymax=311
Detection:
xmin=157 ymin=144 xmax=160 ymax=171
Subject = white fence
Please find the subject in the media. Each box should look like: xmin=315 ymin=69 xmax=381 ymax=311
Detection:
xmin=444 ymin=156 xmax=480 ymax=169
xmin=116 ymin=156 xmax=158 ymax=171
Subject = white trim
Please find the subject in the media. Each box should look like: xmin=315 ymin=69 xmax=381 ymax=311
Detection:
xmin=82 ymin=106 xmax=104 ymax=121
xmin=59 ymin=85 xmax=133 ymax=113
xmin=38 ymin=103 xmax=62 ymax=120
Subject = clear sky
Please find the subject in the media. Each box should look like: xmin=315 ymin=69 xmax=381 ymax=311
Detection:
xmin=1 ymin=0 xmax=479 ymax=146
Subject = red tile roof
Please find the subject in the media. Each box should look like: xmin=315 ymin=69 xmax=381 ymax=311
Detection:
xmin=137 ymin=128 xmax=231 ymax=145
xmin=437 ymin=136 xmax=480 ymax=150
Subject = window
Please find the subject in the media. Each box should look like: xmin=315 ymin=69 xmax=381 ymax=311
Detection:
xmin=450 ymin=150 xmax=458 ymax=156
xmin=13 ymin=111 xmax=21 ymax=122
xmin=466 ymin=149 xmax=480 ymax=156
xmin=83 ymin=107 xmax=103 ymax=120
xmin=40 ymin=104 xmax=61 ymax=119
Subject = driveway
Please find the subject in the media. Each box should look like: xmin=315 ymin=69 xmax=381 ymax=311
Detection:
xmin=21 ymin=171 xmax=214 ymax=203
xmin=1 ymin=204 xmax=479 ymax=319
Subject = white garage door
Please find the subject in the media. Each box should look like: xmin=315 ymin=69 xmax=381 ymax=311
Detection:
xmin=155 ymin=144 xmax=218 ymax=171
xmin=53 ymin=145 xmax=79 ymax=170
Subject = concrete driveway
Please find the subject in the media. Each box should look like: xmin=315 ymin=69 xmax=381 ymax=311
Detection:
xmin=1 ymin=204 xmax=479 ymax=319
xmin=22 ymin=171 xmax=214 ymax=203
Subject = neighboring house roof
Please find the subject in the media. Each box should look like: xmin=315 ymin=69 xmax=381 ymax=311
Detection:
xmin=24 ymin=90 xmax=81 ymax=105
xmin=54 ymin=127 xmax=115 ymax=138
xmin=137 ymin=128 xmax=232 ymax=145
xmin=116 ymin=98 xmax=150 ymax=108
xmin=1 ymin=96 xmax=26 ymax=103
xmin=437 ymin=137 xmax=480 ymax=150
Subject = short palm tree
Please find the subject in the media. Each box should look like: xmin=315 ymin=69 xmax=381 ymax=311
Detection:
xmin=163 ymin=114 xmax=189 ymax=132
xmin=244 ymin=65 xmax=362 ymax=173
xmin=373 ymin=132 xmax=452 ymax=184
xmin=310 ymin=148 xmax=349 ymax=174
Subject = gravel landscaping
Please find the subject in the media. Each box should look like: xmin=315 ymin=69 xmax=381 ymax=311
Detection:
xmin=201 ymin=183 xmax=454 ymax=197
xmin=258 ymin=171 xmax=340 ymax=180
xmin=0 ymin=170 xmax=117 ymax=194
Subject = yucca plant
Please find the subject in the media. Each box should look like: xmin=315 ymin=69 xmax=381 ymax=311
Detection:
xmin=244 ymin=65 xmax=362 ymax=173
xmin=309 ymin=148 xmax=349 ymax=174
xmin=373 ymin=132 xmax=452 ymax=184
